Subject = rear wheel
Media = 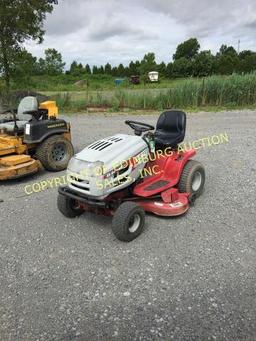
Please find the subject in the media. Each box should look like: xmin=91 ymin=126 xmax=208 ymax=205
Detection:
xmin=57 ymin=193 xmax=83 ymax=218
xmin=112 ymin=202 xmax=145 ymax=242
xmin=35 ymin=135 xmax=74 ymax=171
xmin=178 ymin=160 xmax=205 ymax=198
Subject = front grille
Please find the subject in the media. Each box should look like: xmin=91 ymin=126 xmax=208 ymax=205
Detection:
xmin=70 ymin=182 xmax=90 ymax=191
xmin=69 ymin=175 xmax=89 ymax=183
xmin=69 ymin=174 xmax=90 ymax=192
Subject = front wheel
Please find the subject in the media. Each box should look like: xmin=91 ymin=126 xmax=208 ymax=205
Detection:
xmin=112 ymin=202 xmax=145 ymax=242
xmin=57 ymin=193 xmax=84 ymax=218
xmin=178 ymin=160 xmax=205 ymax=198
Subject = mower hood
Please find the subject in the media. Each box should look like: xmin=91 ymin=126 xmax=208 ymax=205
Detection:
xmin=72 ymin=134 xmax=148 ymax=172
xmin=66 ymin=134 xmax=149 ymax=198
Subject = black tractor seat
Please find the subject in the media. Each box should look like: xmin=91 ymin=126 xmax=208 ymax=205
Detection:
xmin=154 ymin=110 xmax=186 ymax=149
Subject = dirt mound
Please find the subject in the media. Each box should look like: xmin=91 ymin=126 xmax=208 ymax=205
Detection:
xmin=74 ymin=80 xmax=86 ymax=86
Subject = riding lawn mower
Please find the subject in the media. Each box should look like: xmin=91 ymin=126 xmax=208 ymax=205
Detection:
xmin=57 ymin=110 xmax=205 ymax=242
xmin=0 ymin=96 xmax=74 ymax=180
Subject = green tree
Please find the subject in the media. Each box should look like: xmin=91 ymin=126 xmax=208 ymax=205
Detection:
xmin=172 ymin=57 xmax=192 ymax=77
xmin=218 ymin=45 xmax=237 ymax=57
xmin=166 ymin=62 xmax=173 ymax=78
xmin=128 ymin=61 xmax=136 ymax=75
xmin=239 ymin=50 xmax=254 ymax=59
xmin=173 ymin=38 xmax=200 ymax=61
xmin=92 ymin=66 xmax=99 ymax=74
xmin=117 ymin=63 xmax=125 ymax=76
xmin=111 ymin=66 xmax=118 ymax=77
xmin=69 ymin=61 xmax=84 ymax=76
xmin=157 ymin=62 xmax=166 ymax=76
xmin=104 ymin=63 xmax=112 ymax=74
xmin=127 ymin=60 xmax=140 ymax=76
xmin=70 ymin=61 xmax=78 ymax=74
xmin=11 ymin=49 xmax=37 ymax=86
xmin=0 ymin=0 xmax=55 ymax=89
xmin=192 ymin=51 xmax=216 ymax=77
xmin=216 ymin=45 xmax=239 ymax=74
xmin=78 ymin=63 xmax=84 ymax=74
xmin=35 ymin=57 xmax=46 ymax=75
xmin=139 ymin=53 xmax=157 ymax=75
xmin=44 ymin=48 xmax=65 ymax=75
xmin=217 ymin=55 xmax=239 ymax=74
xmin=239 ymin=51 xmax=256 ymax=73
xmin=85 ymin=64 xmax=91 ymax=74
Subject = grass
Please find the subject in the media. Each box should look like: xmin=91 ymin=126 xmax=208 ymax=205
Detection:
xmin=3 ymin=73 xmax=256 ymax=113
xmin=14 ymin=74 xmax=184 ymax=92
xmin=41 ymin=73 xmax=256 ymax=113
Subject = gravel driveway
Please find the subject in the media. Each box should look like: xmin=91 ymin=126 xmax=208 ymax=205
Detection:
xmin=0 ymin=110 xmax=255 ymax=341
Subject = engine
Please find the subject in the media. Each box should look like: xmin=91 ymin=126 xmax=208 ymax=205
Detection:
xmin=67 ymin=134 xmax=149 ymax=198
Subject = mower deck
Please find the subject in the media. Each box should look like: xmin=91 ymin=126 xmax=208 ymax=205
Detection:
xmin=58 ymin=185 xmax=190 ymax=217
xmin=138 ymin=193 xmax=189 ymax=216
xmin=0 ymin=154 xmax=41 ymax=180
xmin=0 ymin=134 xmax=27 ymax=156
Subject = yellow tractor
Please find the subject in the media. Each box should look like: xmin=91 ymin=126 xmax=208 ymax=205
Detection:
xmin=0 ymin=96 xmax=74 ymax=180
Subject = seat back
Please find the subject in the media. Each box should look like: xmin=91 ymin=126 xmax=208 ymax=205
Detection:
xmin=155 ymin=110 xmax=186 ymax=148
xmin=17 ymin=96 xmax=38 ymax=121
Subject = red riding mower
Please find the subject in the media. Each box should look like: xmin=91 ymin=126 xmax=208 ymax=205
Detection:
xmin=58 ymin=110 xmax=205 ymax=242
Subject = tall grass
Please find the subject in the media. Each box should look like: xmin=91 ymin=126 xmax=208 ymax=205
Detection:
xmin=52 ymin=73 xmax=256 ymax=111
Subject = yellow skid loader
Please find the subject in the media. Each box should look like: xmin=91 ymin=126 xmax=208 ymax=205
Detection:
xmin=0 ymin=96 xmax=74 ymax=180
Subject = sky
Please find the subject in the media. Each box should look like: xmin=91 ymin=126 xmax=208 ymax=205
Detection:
xmin=25 ymin=0 xmax=256 ymax=68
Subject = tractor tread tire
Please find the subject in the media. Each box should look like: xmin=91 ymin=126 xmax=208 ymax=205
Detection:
xmin=35 ymin=135 xmax=74 ymax=172
xmin=178 ymin=160 xmax=205 ymax=198
xmin=112 ymin=202 xmax=145 ymax=242
xmin=57 ymin=193 xmax=83 ymax=218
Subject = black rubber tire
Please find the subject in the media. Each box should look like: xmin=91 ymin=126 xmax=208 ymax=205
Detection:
xmin=57 ymin=193 xmax=83 ymax=218
xmin=35 ymin=135 xmax=74 ymax=171
xmin=112 ymin=202 xmax=145 ymax=242
xmin=178 ymin=160 xmax=205 ymax=198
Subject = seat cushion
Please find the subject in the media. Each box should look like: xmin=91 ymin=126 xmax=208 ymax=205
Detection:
xmin=155 ymin=130 xmax=184 ymax=148
xmin=155 ymin=110 xmax=186 ymax=149
xmin=0 ymin=121 xmax=27 ymax=132
xmin=17 ymin=96 xmax=38 ymax=121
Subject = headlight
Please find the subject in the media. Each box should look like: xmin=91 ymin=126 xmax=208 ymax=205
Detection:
xmin=25 ymin=124 xmax=31 ymax=135
xmin=68 ymin=157 xmax=104 ymax=177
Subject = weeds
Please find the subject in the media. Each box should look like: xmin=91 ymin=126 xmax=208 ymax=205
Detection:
xmin=32 ymin=73 xmax=256 ymax=112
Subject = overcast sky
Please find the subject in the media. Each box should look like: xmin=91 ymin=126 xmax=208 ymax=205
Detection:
xmin=25 ymin=0 xmax=256 ymax=68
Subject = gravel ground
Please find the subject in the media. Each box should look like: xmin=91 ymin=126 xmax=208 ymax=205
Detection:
xmin=0 ymin=110 xmax=256 ymax=341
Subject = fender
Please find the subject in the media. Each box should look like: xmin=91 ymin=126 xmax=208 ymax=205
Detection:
xmin=23 ymin=119 xmax=69 ymax=144
xmin=133 ymin=149 xmax=196 ymax=197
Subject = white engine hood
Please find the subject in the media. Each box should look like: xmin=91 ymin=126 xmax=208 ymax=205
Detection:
xmin=74 ymin=134 xmax=148 ymax=166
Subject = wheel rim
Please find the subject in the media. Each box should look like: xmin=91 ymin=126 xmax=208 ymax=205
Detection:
xmin=128 ymin=213 xmax=141 ymax=233
xmin=51 ymin=143 xmax=67 ymax=162
xmin=70 ymin=199 xmax=81 ymax=211
xmin=192 ymin=171 xmax=202 ymax=192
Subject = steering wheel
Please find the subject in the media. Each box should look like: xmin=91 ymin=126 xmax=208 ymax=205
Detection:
xmin=125 ymin=120 xmax=155 ymax=136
